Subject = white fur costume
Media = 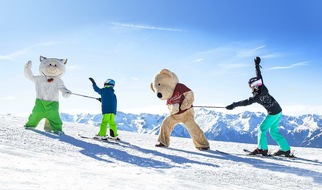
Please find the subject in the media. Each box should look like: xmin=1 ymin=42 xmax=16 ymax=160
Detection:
xmin=24 ymin=56 xmax=71 ymax=100
xmin=24 ymin=56 xmax=71 ymax=133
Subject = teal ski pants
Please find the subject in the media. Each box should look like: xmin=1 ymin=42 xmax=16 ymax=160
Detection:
xmin=258 ymin=112 xmax=290 ymax=151
xmin=25 ymin=99 xmax=63 ymax=133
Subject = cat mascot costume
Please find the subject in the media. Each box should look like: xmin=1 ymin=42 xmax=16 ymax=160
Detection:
xmin=24 ymin=56 xmax=71 ymax=134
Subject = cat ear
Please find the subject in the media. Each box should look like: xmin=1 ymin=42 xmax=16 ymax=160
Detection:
xmin=40 ymin=56 xmax=47 ymax=62
xmin=60 ymin=59 xmax=67 ymax=65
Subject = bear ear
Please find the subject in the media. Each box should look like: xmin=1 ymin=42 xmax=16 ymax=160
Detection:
xmin=60 ymin=59 xmax=67 ymax=65
xmin=150 ymin=82 xmax=155 ymax=92
xmin=160 ymin=69 xmax=179 ymax=83
xmin=160 ymin=69 xmax=173 ymax=78
xmin=40 ymin=56 xmax=47 ymax=62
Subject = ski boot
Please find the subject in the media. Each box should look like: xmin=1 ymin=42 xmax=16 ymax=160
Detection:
xmin=272 ymin=150 xmax=293 ymax=157
xmin=196 ymin=146 xmax=210 ymax=151
xmin=53 ymin=131 xmax=65 ymax=135
xmin=155 ymin=142 xmax=167 ymax=147
xmin=109 ymin=129 xmax=120 ymax=141
xmin=248 ymin=148 xmax=268 ymax=156
xmin=94 ymin=134 xmax=108 ymax=140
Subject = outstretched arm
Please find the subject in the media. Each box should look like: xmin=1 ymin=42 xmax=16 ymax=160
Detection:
xmin=89 ymin=77 xmax=102 ymax=95
xmin=254 ymin=57 xmax=264 ymax=84
xmin=58 ymin=80 xmax=71 ymax=98
xmin=226 ymin=96 xmax=257 ymax=110
xmin=24 ymin=61 xmax=35 ymax=82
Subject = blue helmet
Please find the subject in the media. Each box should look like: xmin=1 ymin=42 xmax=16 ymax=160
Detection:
xmin=104 ymin=79 xmax=115 ymax=87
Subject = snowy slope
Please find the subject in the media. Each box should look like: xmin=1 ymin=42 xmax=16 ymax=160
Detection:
xmin=1 ymin=114 xmax=322 ymax=190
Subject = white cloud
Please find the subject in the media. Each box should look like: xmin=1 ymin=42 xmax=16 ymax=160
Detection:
xmin=261 ymin=53 xmax=284 ymax=59
xmin=0 ymin=41 xmax=62 ymax=61
xmin=0 ymin=96 xmax=16 ymax=101
xmin=237 ymin=45 xmax=266 ymax=58
xmin=191 ymin=58 xmax=205 ymax=63
xmin=110 ymin=22 xmax=186 ymax=32
xmin=268 ymin=61 xmax=310 ymax=70
xmin=0 ymin=49 xmax=28 ymax=60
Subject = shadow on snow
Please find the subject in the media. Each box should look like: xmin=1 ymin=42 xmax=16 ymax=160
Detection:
xmin=30 ymin=130 xmax=218 ymax=169
xmin=170 ymin=147 xmax=322 ymax=185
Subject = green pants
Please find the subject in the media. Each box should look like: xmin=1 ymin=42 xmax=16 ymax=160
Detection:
xmin=98 ymin=113 xmax=118 ymax=137
xmin=25 ymin=99 xmax=63 ymax=133
xmin=258 ymin=112 xmax=290 ymax=151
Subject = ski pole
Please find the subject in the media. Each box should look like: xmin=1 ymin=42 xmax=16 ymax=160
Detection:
xmin=194 ymin=106 xmax=226 ymax=109
xmin=70 ymin=92 xmax=100 ymax=100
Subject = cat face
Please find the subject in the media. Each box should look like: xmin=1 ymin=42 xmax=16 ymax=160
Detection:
xmin=39 ymin=56 xmax=67 ymax=78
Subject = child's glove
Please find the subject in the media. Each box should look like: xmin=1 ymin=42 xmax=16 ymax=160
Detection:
xmin=254 ymin=57 xmax=261 ymax=66
xmin=89 ymin=77 xmax=96 ymax=84
xmin=226 ymin=103 xmax=236 ymax=110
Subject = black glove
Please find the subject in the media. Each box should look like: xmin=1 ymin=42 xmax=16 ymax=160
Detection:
xmin=254 ymin=57 xmax=261 ymax=65
xmin=89 ymin=77 xmax=96 ymax=84
xmin=226 ymin=103 xmax=236 ymax=110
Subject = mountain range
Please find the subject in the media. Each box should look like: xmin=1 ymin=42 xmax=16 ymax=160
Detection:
xmin=60 ymin=108 xmax=322 ymax=148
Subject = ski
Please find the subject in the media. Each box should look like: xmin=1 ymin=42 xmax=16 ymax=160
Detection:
xmin=216 ymin=149 xmax=290 ymax=159
xmin=77 ymin=134 xmax=133 ymax=147
xmin=78 ymin=134 xmax=119 ymax=144
xmin=106 ymin=136 xmax=122 ymax=143
xmin=216 ymin=149 xmax=320 ymax=163
xmin=243 ymin=149 xmax=296 ymax=160
xmin=215 ymin=150 xmax=232 ymax=155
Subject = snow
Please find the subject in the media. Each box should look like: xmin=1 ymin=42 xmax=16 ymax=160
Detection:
xmin=1 ymin=114 xmax=322 ymax=190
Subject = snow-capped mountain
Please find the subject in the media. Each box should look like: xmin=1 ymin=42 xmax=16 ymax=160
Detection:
xmin=60 ymin=108 xmax=322 ymax=148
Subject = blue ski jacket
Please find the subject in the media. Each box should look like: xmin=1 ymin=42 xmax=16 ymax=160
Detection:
xmin=92 ymin=84 xmax=117 ymax=115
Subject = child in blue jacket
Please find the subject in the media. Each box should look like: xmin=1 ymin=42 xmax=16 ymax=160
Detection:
xmin=89 ymin=77 xmax=119 ymax=140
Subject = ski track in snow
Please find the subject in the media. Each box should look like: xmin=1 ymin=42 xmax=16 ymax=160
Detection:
xmin=0 ymin=114 xmax=322 ymax=190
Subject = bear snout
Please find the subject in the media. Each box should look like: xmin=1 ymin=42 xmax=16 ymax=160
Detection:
xmin=157 ymin=92 xmax=163 ymax=98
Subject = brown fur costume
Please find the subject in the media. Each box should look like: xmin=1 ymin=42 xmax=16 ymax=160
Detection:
xmin=150 ymin=69 xmax=209 ymax=150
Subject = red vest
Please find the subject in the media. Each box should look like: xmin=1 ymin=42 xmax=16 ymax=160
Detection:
xmin=166 ymin=83 xmax=192 ymax=114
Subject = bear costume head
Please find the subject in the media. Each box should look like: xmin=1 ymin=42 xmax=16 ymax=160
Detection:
xmin=39 ymin=56 xmax=67 ymax=81
xmin=150 ymin=69 xmax=179 ymax=100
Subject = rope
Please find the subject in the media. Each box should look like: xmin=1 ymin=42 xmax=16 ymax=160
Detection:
xmin=70 ymin=92 xmax=99 ymax=100
xmin=194 ymin=106 xmax=226 ymax=109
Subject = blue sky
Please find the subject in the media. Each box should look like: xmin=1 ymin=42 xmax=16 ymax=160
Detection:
xmin=1 ymin=0 xmax=322 ymax=116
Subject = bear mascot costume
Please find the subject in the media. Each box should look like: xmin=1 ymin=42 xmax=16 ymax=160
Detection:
xmin=150 ymin=69 xmax=210 ymax=150
xmin=24 ymin=56 xmax=71 ymax=134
